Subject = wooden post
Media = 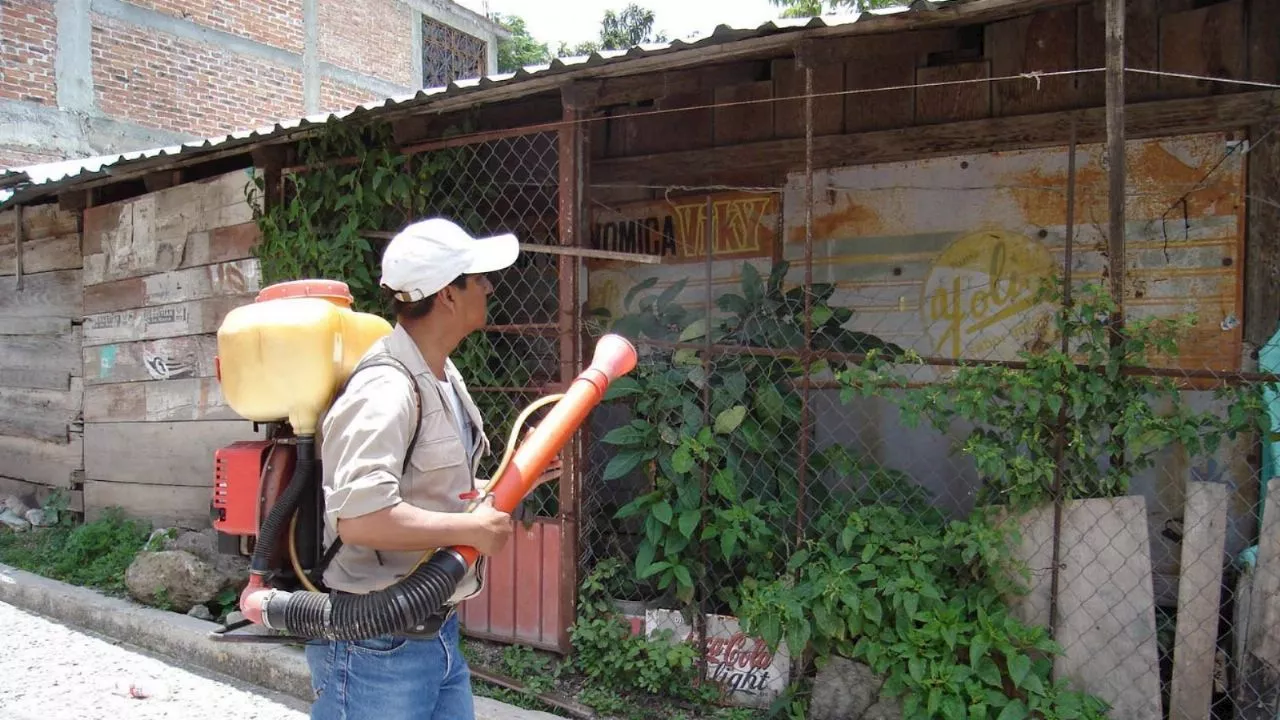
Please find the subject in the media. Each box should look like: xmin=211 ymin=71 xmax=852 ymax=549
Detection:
xmin=13 ymin=203 xmax=22 ymax=291
xmin=557 ymin=91 xmax=586 ymax=656
xmin=1169 ymin=481 xmax=1229 ymax=720
xmin=1105 ymin=0 xmax=1126 ymax=309
xmin=1240 ymin=478 xmax=1280 ymax=718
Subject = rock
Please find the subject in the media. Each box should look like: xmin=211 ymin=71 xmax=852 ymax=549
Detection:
xmin=125 ymin=550 xmax=226 ymax=613
xmin=862 ymin=698 xmax=902 ymax=720
xmin=157 ymin=528 xmax=249 ymax=595
xmin=187 ymin=604 xmax=214 ymax=621
xmin=25 ymin=508 xmax=54 ymax=527
xmin=2 ymin=494 xmax=27 ymax=511
xmin=0 ymin=507 xmax=30 ymax=532
xmin=808 ymin=657 xmax=884 ymax=720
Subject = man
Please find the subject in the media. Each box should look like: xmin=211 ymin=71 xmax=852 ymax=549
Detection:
xmin=304 ymin=217 xmax=521 ymax=720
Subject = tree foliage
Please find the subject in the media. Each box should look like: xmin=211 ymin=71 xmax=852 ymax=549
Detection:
xmin=492 ymin=13 xmax=552 ymax=73
xmin=770 ymin=0 xmax=906 ymax=16
xmin=555 ymin=3 xmax=669 ymax=57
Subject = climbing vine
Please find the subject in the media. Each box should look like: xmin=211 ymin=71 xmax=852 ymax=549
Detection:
xmin=244 ymin=119 xmax=537 ymax=496
xmin=842 ymin=278 xmax=1271 ymax=510
xmin=245 ymin=119 xmax=491 ymax=319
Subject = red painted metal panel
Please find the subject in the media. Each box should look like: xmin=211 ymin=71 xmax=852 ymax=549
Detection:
xmin=488 ymin=528 xmax=516 ymax=637
xmin=460 ymin=517 xmax=565 ymax=652
xmin=515 ymin=523 xmax=544 ymax=639
xmin=539 ymin=523 xmax=562 ymax=648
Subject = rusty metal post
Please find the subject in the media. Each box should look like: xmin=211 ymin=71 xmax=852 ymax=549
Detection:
xmin=1048 ymin=116 xmax=1079 ymax=678
xmin=557 ymin=102 xmax=585 ymax=655
xmin=796 ymin=55 xmax=815 ymax=553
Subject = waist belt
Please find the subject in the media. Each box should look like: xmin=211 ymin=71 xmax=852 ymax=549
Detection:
xmin=403 ymin=604 xmax=457 ymax=639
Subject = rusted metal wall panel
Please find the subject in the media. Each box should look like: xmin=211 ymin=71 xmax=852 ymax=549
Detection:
xmin=458 ymin=517 xmax=565 ymax=652
xmin=778 ymin=131 xmax=1245 ymax=374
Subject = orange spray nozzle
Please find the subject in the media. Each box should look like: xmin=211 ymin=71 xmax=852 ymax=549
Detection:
xmin=454 ymin=333 xmax=638 ymax=566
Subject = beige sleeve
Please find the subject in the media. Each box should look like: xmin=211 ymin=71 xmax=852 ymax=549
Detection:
xmin=319 ymin=366 xmax=418 ymax=527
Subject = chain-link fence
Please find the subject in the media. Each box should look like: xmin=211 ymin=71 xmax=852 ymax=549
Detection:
xmin=395 ymin=129 xmax=567 ymax=521
xmin=573 ymin=102 xmax=1280 ymax=718
xmin=337 ymin=82 xmax=1280 ymax=716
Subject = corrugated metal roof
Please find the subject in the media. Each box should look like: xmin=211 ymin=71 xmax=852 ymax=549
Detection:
xmin=0 ymin=0 xmax=1051 ymax=209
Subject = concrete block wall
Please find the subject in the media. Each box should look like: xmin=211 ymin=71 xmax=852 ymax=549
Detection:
xmin=0 ymin=0 xmax=505 ymax=169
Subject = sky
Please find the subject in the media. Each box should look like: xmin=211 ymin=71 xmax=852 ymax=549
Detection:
xmin=452 ymin=0 xmax=845 ymax=50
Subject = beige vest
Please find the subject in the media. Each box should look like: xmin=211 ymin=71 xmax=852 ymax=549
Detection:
xmin=316 ymin=324 xmax=490 ymax=603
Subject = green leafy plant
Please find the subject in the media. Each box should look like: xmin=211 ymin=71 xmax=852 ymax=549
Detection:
xmin=246 ymin=118 xmax=491 ymax=317
xmin=597 ymin=260 xmax=904 ymax=609
xmin=735 ymin=503 xmax=1111 ymax=720
xmin=0 ymin=507 xmax=151 ymax=596
xmin=569 ymin=558 xmax=711 ymax=703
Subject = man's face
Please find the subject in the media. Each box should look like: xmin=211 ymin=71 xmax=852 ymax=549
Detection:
xmin=456 ymin=273 xmax=493 ymax=333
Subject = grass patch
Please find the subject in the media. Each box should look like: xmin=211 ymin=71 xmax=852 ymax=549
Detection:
xmin=0 ymin=507 xmax=151 ymax=597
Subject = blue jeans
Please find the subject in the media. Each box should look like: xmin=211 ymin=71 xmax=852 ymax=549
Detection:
xmin=304 ymin=615 xmax=474 ymax=720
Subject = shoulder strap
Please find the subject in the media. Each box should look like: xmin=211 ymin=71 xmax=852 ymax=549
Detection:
xmin=313 ymin=352 xmax=423 ymax=578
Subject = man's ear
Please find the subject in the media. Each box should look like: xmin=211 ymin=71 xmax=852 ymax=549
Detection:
xmin=437 ymin=285 xmax=461 ymax=312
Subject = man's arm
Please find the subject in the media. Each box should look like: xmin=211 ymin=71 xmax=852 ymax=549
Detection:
xmin=338 ymin=501 xmax=511 ymax=556
xmin=320 ymin=368 xmax=511 ymax=556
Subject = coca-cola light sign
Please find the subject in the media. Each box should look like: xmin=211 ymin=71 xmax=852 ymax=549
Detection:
xmin=645 ymin=609 xmax=791 ymax=708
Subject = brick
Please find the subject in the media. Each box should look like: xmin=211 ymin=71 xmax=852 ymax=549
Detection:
xmin=123 ymin=0 xmax=304 ymax=53
xmin=0 ymin=0 xmax=56 ymax=104
xmin=0 ymin=144 xmax=67 ymax=170
xmin=318 ymin=0 xmax=415 ymax=87
xmin=320 ymin=77 xmax=384 ymax=112
xmin=90 ymin=12 xmax=304 ymax=137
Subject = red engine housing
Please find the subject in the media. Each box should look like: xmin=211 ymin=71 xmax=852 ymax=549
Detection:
xmin=212 ymin=441 xmax=272 ymax=536
xmin=211 ymin=426 xmax=316 ymax=584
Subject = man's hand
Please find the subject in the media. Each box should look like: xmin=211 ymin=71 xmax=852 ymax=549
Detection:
xmin=467 ymin=499 xmax=514 ymax=557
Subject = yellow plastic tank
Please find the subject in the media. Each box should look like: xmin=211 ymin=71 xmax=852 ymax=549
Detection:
xmin=215 ymin=279 xmax=393 ymax=435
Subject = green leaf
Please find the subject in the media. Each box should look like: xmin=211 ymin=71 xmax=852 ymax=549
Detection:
xmin=656 ymin=277 xmax=689 ymax=310
xmin=976 ymin=658 xmax=1002 ymax=687
xmin=811 ymin=305 xmax=833 ymax=326
xmin=863 ymin=595 xmax=883 ymax=625
xmin=601 ymin=424 xmax=649 ymax=447
xmin=711 ymin=469 xmax=738 ymax=500
xmin=673 ymin=564 xmax=693 ymax=589
xmin=640 ymin=560 xmax=672 ymax=579
xmin=720 ymin=530 xmax=739 ymax=560
xmin=623 ymin=277 xmax=658 ymax=310
xmin=996 ymin=699 xmax=1029 ymax=720
xmin=603 ymin=449 xmax=649 ymax=481
xmin=672 ymin=445 xmax=695 ymax=474
xmin=1007 ymin=653 xmax=1031 ymax=688
xmin=678 ymin=510 xmax=700 ymax=539
xmin=908 ymin=657 xmax=926 ymax=684
xmin=653 ymin=501 xmax=674 ymax=526
xmin=714 ymin=405 xmax=748 ymax=435
xmin=634 ymin=541 xmax=655 ymax=577
xmin=679 ymin=318 xmax=709 ymax=342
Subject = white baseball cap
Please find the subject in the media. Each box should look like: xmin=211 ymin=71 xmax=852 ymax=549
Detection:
xmin=379 ymin=217 xmax=520 ymax=301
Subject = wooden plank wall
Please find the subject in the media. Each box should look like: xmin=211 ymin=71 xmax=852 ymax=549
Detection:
xmin=0 ymin=204 xmax=85 ymax=514
xmin=80 ymin=169 xmax=263 ymax=528
xmin=589 ymin=0 xmax=1265 ymax=192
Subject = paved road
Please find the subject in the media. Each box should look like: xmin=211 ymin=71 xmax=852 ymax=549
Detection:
xmin=0 ymin=600 xmax=310 ymax=720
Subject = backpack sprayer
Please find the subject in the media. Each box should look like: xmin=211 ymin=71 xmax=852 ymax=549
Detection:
xmin=206 ymin=279 xmax=638 ymax=642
